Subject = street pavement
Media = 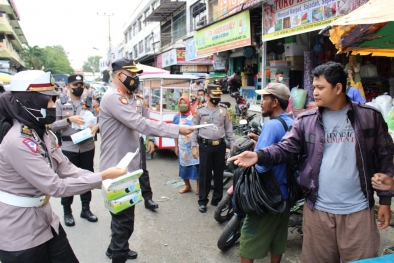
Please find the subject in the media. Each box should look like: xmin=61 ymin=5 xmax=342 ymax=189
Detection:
xmin=49 ymin=135 xmax=394 ymax=263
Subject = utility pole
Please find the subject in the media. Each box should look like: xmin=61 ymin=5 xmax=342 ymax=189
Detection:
xmin=97 ymin=13 xmax=114 ymax=49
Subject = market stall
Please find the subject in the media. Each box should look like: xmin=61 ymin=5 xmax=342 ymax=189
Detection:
xmin=139 ymin=74 xmax=197 ymax=149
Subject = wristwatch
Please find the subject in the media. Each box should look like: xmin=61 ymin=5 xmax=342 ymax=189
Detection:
xmin=66 ymin=117 xmax=71 ymax=124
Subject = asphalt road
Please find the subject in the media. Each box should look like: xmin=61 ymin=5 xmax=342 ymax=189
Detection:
xmin=49 ymin=136 xmax=394 ymax=263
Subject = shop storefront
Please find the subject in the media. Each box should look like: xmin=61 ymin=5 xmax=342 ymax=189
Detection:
xmin=260 ymin=0 xmax=371 ymax=114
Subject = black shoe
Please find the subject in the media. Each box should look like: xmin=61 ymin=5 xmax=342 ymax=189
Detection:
xmin=106 ymin=248 xmax=138 ymax=260
xmin=80 ymin=209 xmax=98 ymax=222
xmin=144 ymin=199 xmax=159 ymax=210
xmin=64 ymin=213 xmax=75 ymax=227
xmin=199 ymin=205 xmax=207 ymax=213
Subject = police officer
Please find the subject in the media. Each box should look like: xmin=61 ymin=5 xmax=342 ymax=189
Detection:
xmin=51 ymin=74 xmax=100 ymax=226
xmin=126 ymin=91 xmax=159 ymax=210
xmin=99 ymin=58 xmax=195 ymax=263
xmin=0 ymin=70 xmax=126 ymax=262
xmin=192 ymin=84 xmax=234 ymax=213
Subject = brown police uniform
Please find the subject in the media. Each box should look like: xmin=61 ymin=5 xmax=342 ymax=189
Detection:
xmin=0 ymin=123 xmax=102 ymax=261
xmin=99 ymin=58 xmax=180 ymax=262
xmin=50 ymin=74 xmax=99 ymax=225
xmin=128 ymin=94 xmax=157 ymax=208
xmin=192 ymin=85 xmax=234 ymax=209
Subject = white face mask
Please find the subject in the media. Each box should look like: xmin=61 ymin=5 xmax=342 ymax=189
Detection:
xmin=278 ymin=76 xmax=284 ymax=82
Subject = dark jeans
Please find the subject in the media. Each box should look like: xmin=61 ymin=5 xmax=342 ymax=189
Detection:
xmin=61 ymin=149 xmax=94 ymax=206
xmin=198 ymin=142 xmax=226 ymax=206
xmin=0 ymin=224 xmax=78 ymax=263
xmin=108 ymin=206 xmax=135 ymax=263
xmin=139 ymin=137 xmax=153 ymax=200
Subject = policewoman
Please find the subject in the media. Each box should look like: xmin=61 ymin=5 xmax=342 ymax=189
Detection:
xmin=127 ymin=91 xmax=159 ymax=210
xmin=99 ymin=58 xmax=195 ymax=263
xmin=192 ymin=84 xmax=234 ymax=213
xmin=51 ymin=74 xmax=100 ymax=226
xmin=0 ymin=70 xmax=126 ymax=262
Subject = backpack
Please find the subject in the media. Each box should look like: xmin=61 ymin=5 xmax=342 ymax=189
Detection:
xmin=271 ymin=116 xmax=303 ymax=207
xmin=0 ymin=115 xmax=12 ymax=144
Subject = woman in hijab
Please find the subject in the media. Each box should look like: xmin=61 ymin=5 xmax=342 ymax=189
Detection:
xmin=0 ymin=70 xmax=127 ymax=263
xmin=173 ymin=96 xmax=199 ymax=194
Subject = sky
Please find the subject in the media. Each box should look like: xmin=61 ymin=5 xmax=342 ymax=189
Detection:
xmin=15 ymin=0 xmax=143 ymax=69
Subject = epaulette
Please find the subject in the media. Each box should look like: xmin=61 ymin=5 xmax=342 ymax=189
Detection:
xmin=197 ymin=103 xmax=206 ymax=109
xmin=21 ymin=125 xmax=32 ymax=135
xmin=136 ymin=94 xmax=144 ymax=100
xmin=219 ymin=103 xmax=227 ymax=108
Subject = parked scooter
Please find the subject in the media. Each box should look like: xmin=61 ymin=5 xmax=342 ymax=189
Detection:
xmin=231 ymin=92 xmax=249 ymax=119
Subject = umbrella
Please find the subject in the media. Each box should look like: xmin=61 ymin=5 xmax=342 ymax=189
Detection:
xmin=137 ymin=63 xmax=170 ymax=75
xmin=0 ymin=73 xmax=11 ymax=83
xmin=327 ymin=0 xmax=394 ymax=56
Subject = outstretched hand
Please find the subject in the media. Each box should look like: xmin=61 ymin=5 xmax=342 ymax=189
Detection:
xmin=227 ymin=151 xmax=258 ymax=168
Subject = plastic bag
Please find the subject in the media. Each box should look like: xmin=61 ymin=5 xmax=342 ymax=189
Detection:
xmin=375 ymin=95 xmax=393 ymax=120
xmin=291 ymin=87 xmax=307 ymax=109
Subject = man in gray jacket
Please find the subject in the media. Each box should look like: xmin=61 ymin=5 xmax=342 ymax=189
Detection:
xmin=229 ymin=62 xmax=394 ymax=263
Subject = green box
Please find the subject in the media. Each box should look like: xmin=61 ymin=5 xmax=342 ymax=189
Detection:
xmin=104 ymin=190 xmax=142 ymax=214
xmin=285 ymin=37 xmax=296 ymax=44
xmin=102 ymin=179 xmax=140 ymax=201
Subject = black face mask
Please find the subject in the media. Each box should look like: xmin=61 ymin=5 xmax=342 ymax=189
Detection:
xmin=119 ymin=73 xmax=139 ymax=93
xmin=18 ymin=101 xmax=57 ymax=125
xmin=71 ymin=87 xmax=84 ymax=97
xmin=209 ymin=96 xmax=221 ymax=106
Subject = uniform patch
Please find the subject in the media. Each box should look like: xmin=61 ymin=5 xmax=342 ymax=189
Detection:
xmin=119 ymin=97 xmax=129 ymax=105
xmin=23 ymin=139 xmax=38 ymax=153
xmin=117 ymin=88 xmax=125 ymax=95
xmin=193 ymin=112 xmax=197 ymax=118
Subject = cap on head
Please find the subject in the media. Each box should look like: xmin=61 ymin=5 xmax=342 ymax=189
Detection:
xmin=256 ymin=83 xmax=290 ymax=101
xmin=85 ymin=81 xmax=91 ymax=87
xmin=10 ymin=70 xmax=59 ymax=96
xmin=207 ymin=84 xmax=222 ymax=96
xmin=112 ymin=58 xmax=143 ymax=74
xmin=68 ymin=74 xmax=84 ymax=85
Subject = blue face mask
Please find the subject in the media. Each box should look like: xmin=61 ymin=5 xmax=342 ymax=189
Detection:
xmin=278 ymin=77 xmax=284 ymax=82
xmin=200 ymin=96 xmax=204 ymax=103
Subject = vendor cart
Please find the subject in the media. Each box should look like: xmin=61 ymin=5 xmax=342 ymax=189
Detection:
xmin=139 ymin=74 xmax=198 ymax=149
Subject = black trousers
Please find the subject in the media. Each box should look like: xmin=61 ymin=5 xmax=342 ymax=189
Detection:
xmin=139 ymin=137 xmax=153 ymax=200
xmin=0 ymin=224 xmax=78 ymax=263
xmin=108 ymin=206 xmax=135 ymax=263
xmin=198 ymin=142 xmax=226 ymax=206
xmin=61 ymin=149 xmax=94 ymax=206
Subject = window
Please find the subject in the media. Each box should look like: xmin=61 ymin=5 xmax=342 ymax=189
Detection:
xmin=128 ymin=28 xmax=132 ymax=39
xmin=138 ymin=40 xmax=144 ymax=54
xmin=173 ymin=9 xmax=186 ymax=41
xmin=132 ymin=23 xmax=137 ymax=36
xmin=144 ymin=8 xmax=151 ymax=26
xmin=124 ymin=33 xmax=127 ymax=43
xmin=137 ymin=17 xmax=142 ymax=32
xmin=152 ymin=0 xmax=159 ymax=10
xmin=133 ymin=45 xmax=138 ymax=58
xmin=190 ymin=1 xmax=207 ymax=31
xmin=161 ymin=19 xmax=171 ymax=47
xmin=145 ymin=35 xmax=152 ymax=52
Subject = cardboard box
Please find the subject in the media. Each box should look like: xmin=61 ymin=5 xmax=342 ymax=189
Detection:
xmin=70 ymin=128 xmax=93 ymax=144
xmin=104 ymin=190 xmax=142 ymax=214
xmin=286 ymin=56 xmax=304 ymax=66
xmin=102 ymin=179 xmax=140 ymax=201
xmin=102 ymin=169 xmax=143 ymax=192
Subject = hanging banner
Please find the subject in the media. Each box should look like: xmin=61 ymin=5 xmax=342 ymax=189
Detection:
xmin=195 ymin=10 xmax=251 ymax=57
xmin=161 ymin=49 xmax=177 ymax=68
xmin=262 ymin=0 xmax=361 ymax=41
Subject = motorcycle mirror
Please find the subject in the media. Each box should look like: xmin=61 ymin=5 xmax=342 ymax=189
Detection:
xmin=239 ymin=119 xmax=247 ymax=125
xmin=251 ymin=121 xmax=260 ymax=129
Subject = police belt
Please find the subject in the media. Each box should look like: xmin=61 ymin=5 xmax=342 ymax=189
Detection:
xmin=61 ymin=136 xmax=72 ymax=142
xmin=198 ymin=137 xmax=224 ymax=146
xmin=0 ymin=190 xmax=50 ymax=207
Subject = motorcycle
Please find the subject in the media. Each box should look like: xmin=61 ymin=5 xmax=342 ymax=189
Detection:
xmin=213 ymin=77 xmax=229 ymax=94
xmin=231 ymin=92 xmax=249 ymax=119
xmin=216 ymin=196 xmax=304 ymax=251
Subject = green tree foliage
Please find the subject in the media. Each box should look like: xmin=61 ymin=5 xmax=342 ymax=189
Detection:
xmin=82 ymin=55 xmax=101 ymax=73
xmin=21 ymin=45 xmax=74 ymax=74
xmin=21 ymin=45 xmax=46 ymax=70
xmin=43 ymin=45 xmax=74 ymax=75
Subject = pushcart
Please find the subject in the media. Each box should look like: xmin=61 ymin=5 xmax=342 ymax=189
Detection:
xmin=139 ymin=74 xmax=198 ymax=149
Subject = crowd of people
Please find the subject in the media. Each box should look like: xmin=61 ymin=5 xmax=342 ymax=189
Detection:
xmin=0 ymin=59 xmax=393 ymax=263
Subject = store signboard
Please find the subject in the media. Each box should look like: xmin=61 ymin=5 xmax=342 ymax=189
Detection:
xmin=262 ymin=0 xmax=361 ymax=41
xmin=156 ymin=54 xmax=162 ymax=68
xmin=213 ymin=0 xmax=264 ymax=22
xmin=161 ymin=49 xmax=177 ymax=68
xmin=185 ymin=38 xmax=198 ymax=61
xmin=213 ymin=53 xmax=227 ymax=70
xmin=195 ymin=10 xmax=251 ymax=57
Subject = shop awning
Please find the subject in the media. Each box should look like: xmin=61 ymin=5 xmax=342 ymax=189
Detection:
xmin=145 ymin=0 xmax=186 ymax=22
xmin=328 ymin=0 xmax=394 ymax=56
xmin=138 ymin=63 xmax=170 ymax=75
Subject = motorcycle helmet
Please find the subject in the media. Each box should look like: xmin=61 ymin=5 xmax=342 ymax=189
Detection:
xmin=227 ymin=136 xmax=254 ymax=172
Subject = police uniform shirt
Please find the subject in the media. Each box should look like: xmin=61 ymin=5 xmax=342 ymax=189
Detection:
xmin=192 ymin=103 xmax=234 ymax=148
xmin=0 ymin=121 xmax=102 ymax=251
xmin=129 ymin=94 xmax=154 ymax=141
xmin=99 ymin=83 xmax=179 ymax=172
xmin=51 ymin=96 xmax=97 ymax=153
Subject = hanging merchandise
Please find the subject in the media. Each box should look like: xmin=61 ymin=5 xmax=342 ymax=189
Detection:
xmin=304 ymin=51 xmax=314 ymax=104
xmin=360 ymin=60 xmax=379 ymax=79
